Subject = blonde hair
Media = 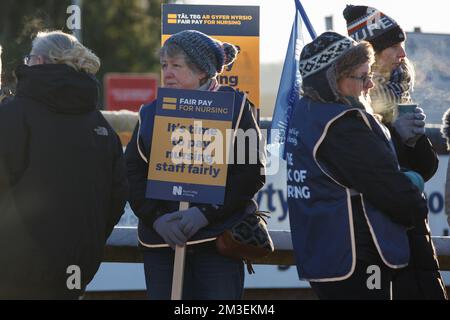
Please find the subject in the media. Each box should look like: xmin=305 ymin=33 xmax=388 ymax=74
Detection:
xmin=335 ymin=41 xmax=375 ymax=80
xmin=31 ymin=31 xmax=100 ymax=74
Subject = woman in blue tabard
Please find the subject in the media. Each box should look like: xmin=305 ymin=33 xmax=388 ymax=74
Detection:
xmin=286 ymin=32 xmax=428 ymax=299
xmin=125 ymin=30 xmax=265 ymax=300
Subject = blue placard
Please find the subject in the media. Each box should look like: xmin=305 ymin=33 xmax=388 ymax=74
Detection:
xmin=155 ymin=87 xmax=235 ymax=121
xmin=146 ymin=88 xmax=235 ymax=205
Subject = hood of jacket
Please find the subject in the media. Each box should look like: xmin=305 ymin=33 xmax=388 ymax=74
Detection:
xmin=15 ymin=64 xmax=99 ymax=114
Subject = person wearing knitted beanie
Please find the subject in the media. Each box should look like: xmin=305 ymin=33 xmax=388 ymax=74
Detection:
xmin=125 ymin=30 xmax=265 ymax=300
xmin=343 ymin=5 xmax=411 ymax=123
xmin=286 ymin=31 xmax=432 ymax=300
xmin=344 ymin=5 xmax=447 ymax=300
xmin=163 ymin=30 xmax=238 ymax=81
xmin=343 ymin=5 xmax=405 ymax=52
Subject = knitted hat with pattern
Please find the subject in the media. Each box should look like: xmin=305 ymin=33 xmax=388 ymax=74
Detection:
xmin=299 ymin=31 xmax=357 ymax=80
xmin=299 ymin=32 xmax=359 ymax=102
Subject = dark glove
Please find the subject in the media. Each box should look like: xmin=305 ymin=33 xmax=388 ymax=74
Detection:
xmin=153 ymin=212 xmax=187 ymax=248
xmin=403 ymin=170 xmax=425 ymax=193
xmin=393 ymin=107 xmax=426 ymax=147
xmin=170 ymin=207 xmax=209 ymax=239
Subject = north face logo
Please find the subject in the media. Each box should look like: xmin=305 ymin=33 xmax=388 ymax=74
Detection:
xmin=94 ymin=126 xmax=108 ymax=136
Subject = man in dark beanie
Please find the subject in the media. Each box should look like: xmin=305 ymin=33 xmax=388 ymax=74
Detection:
xmin=343 ymin=5 xmax=413 ymax=122
xmin=343 ymin=5 xmax=405 ymax=52
xmin=344 ymin=5 xmax=447 ymax=300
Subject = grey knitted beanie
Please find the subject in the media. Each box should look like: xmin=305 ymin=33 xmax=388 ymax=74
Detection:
xmin=163 ymin=30 xmax=238 ymax=78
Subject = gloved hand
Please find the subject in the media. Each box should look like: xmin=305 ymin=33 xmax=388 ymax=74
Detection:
xmin=153 ymin=212 xmax=187 ymax=249
xmin=393 ymin=107 xmax=426 ymax=147
xmin=403 ymin=170 xmax=425 ymax=193
xmin=169 ymin=207 xmax=209 ymax=239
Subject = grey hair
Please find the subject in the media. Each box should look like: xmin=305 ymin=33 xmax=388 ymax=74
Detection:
xmin=31 ymin=31 xmax=100 ymax=74
xmin=159 ymin=42 xmax=209 ymax=84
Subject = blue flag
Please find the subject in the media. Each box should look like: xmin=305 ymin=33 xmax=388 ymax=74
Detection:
xmin=269 ymin=10 xmax=304 ymax=159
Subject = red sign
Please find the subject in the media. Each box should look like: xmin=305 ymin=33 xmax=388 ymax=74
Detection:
xmin=104 ymin=73 xmax=159 ymax=112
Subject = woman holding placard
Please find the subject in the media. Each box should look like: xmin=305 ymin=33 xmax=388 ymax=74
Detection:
xmin=125 ymin=30 xmax=265 ymax=300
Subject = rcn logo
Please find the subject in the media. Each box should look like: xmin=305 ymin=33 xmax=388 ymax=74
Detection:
xmin=173 ymin=186 xmax=183 ymax=196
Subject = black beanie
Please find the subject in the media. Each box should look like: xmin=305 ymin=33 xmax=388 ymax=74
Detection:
xmin=343 ymin=5 xmax=406 ymax=52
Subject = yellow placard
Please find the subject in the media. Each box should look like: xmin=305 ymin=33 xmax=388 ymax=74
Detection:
xmin=148 ymin=116 xmax=231 ymax=187
xmin=161 ymin=5 xmax=260 ymax=107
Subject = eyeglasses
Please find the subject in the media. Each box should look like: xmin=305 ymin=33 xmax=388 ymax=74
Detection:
xmin=348 ymin=72 xmax=374 ymax=86
xmin=23 ymin=54 xmax=38 ymax=65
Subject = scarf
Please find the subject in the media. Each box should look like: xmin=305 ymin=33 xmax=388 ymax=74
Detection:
xmin=370 ymin=59 xmax=414 ymax=124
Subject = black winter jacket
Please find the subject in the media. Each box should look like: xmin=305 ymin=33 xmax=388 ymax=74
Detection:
xmin=389 ymin=127 xmax=446 ymax=299
xmin=317 ymin=111 xmax=429 ymax=264
xmin=0 ymin=64 xmax=128 ymax=296
xmin=390 ymin=128 xmax=441 ymax=271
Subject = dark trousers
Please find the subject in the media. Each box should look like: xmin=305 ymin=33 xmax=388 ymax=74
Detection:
xmin=142 ymin=241 xmax=244 ymax=300
xmin=0 ymin=285 xmax=82 ymax=300
xmin=392 ymin=266 xmax=448 ymax=300
xmin=310 ymin=260 xmax=393 ymax=300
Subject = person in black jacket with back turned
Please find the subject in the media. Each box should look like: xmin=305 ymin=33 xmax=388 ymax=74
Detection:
xmin=0 ymin=31 xmax=128 ymax=299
